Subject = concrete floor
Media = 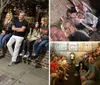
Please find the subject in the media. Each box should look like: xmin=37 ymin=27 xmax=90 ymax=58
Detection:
xmin=0 ymin=57 xmax=49 ymax=85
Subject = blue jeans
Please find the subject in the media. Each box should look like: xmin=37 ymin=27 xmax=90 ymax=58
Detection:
xmin=0 ymin=33 xmax=12 ymax=48
xmin=45 ymin=42 xmax=49 ymax=51
xmin=33 ymin=40 xmax=48 ymax=56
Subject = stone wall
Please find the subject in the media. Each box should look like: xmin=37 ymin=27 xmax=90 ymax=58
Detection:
xmin=50 ymin=0 xmax=69 ymax=24
xmin=1 ymin=50 xmax=49 ymax=70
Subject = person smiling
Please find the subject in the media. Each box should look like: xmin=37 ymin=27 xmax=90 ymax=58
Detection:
xmin=7 ymin=11 xmax=28 ymax=66
xmin=62 ymin=20 xmax=90 ymax=41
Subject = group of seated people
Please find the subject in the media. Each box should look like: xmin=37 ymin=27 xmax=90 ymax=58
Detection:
xmin=50 ymin=51 xmax=100 ymax=85
xmin=78 ymin=50 xmax=100 ymax=85
xmin=0 ymin=11 xmax=49 ymax=66
xmin=50 ymin=55 xmax=70 ymax=85
xmin=50 ymin=0 xmax=100 ymax=41
xmin=85 ymin=46 xmax=100 ymax=60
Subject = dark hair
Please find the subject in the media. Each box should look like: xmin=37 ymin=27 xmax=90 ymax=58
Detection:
xmin=70 ymin=53 xmax=75 ymax=57
xmin=19 ymin=11 xmax=26 ymax=16
xmin=70 ymin=53 xmax=75 ymax=55
xmin=66 ymin=7 xmax=77 ymax=16
xmin=76 ymin=12 xmax=84 ymax=15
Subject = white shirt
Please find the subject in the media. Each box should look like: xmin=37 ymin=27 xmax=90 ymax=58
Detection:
xmin=58 ymin=60 xmax=68 ymax=65
xmin=80 ymin=12 xmax=98 ymax=30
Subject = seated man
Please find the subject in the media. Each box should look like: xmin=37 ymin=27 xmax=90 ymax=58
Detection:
xmin=62 ymin=20 xmax=90 ymax=41
xmin=81 ymin=57 xmax=100 ymax=85
xmin=50 ymin=56 xmax=59 ymax=85
xmin=7 ymin=11 xmax=28 ymax=66
xmin=50 ymin=25 xmax=68 ymax=41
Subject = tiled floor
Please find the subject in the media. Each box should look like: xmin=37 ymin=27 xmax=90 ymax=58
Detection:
xmin=0 ymin=57 xmax=48 ymax=85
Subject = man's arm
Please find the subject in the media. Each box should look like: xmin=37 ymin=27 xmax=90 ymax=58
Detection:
xmin=12 ymin=25 xmax=26 ymax=32
xmin=87 ymin=73 xmax=95 ymax=80
xmin=85 ymin=70 xmax=90 ymax=78
xmin=12 ymin=25 xmax=17 ymax=30
xmin=87 ymin=65 xmax=97 ymax=80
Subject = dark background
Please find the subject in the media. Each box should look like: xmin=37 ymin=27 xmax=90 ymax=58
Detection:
xmin=89 ymin=0 xmax=100 ymax=16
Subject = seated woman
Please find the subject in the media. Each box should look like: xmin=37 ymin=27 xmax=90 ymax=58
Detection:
xmin=66 ymin=9 xmax=86 ymax=30
xmin=45 ymin=42 xmax=49 ymax=52
xmin=58 ymin=56 xmax=69 ymax=80
xmin=32 ymin=17 xmax=49 ymax=59
xmin=19 ymin=22 xmax=40 ymax=58
xmin=0 ymin=12 xmax=13 ymax=57
xmin=75 ymin=60 xmax=88 ymax=75
xmin=69 ymin=0 xmax=92 ymax=13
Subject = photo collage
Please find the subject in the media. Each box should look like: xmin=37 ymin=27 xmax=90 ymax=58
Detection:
xmin=0 ymin=0 xmax=100 ymax=85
